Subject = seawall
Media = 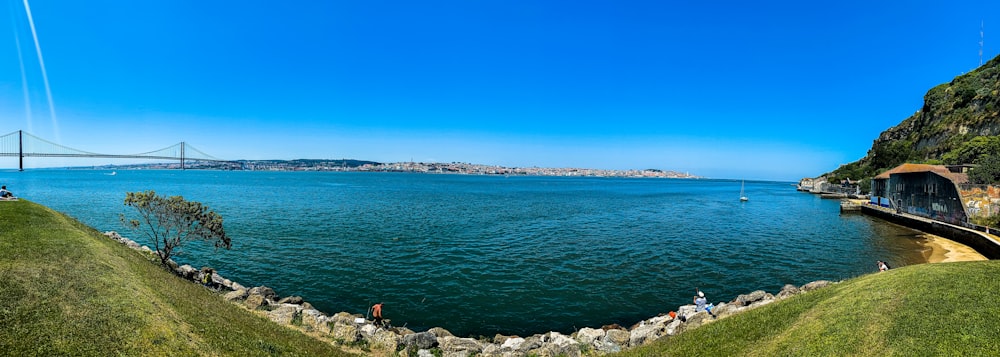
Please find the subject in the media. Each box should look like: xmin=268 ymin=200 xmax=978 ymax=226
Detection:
xmin=861 ymin=204 xmax=1000 ymax=260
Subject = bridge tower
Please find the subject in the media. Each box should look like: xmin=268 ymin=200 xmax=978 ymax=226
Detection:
xmin=180 ymin=141 xmax=185 ymax=170
xmin=18 ymin=130 xmax=23 ymax=171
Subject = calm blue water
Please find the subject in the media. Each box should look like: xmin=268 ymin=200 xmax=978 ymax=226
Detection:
xmin=1 ymin=169 xmax=929 ymax=336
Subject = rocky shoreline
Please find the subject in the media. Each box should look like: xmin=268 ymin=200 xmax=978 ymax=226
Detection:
xmin=103 ymin=231 xmax=835 ymax=356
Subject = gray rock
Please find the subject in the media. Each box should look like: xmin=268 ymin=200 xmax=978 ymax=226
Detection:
xmin=438 ymin=336 xmax=482 ymax=356
xmin=330 ymin=311 xmax=360 ymax=325
xmin=747 ymin=293 xmax=776 ymax=308
xmin=629 ymin=322 xmax=665 ymax=347
xmin=417 ymin=350 xmax=435 ymax=357
xmin=801 ymin=280 xmax=833 ymax=292
xmin=266 ymin=304 xmax=299 ymax=325
xmin=429 ymin=327 xmax=454 ymax=338
xmin=248 ymin=286 xmax=276 ymax=300
xmin=683 ymin=311 xmax=714 ymax=329
xmin=664 ymin=318 xmax=683 ymax=336
xmin=712 ymin=302 xmax=744 ymax=319
xmin=492 ymin=334 xmax=509 ymax=345
xmin=518 ymin=336 xmax=543 ymax=352
xmin=223 ymin=288 xmax=248 ymax=302
xmin=500 ymin=337 xmax=525 ymax=350
xmin=402 ymin=331 xmax=438 ymax=350
xmin=540 ymin=332 xmax=580 ymax=357
xmin=369 ymin=329 xmax=400 ymax=351
xmin=277 ymin=296 xmax=303 ymax=305
xmin=480 ymin=344 xmax=502 ymax=356
xmin=734 ymin=290 xmax=769 ymax=306
xmin=603 ymin=328 xmax=630 ymax=346
xmin=331 ymin=323 xmax=360 ymax=343
xmin=301 ymin=309 xmax=327 ymax=333
xmin=777 ymin=284 xmax=800 ymax=299
xmin=575 ymin=327 xmax=605 ymax=346
xmin=175 ymin=264 xmax=198 ymax=279
xmin=244 ymin=294 xmax=266 ymax=310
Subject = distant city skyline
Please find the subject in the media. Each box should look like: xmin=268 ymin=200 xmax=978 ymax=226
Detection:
xmin=1 ymin=1 xmax=998 ymax=181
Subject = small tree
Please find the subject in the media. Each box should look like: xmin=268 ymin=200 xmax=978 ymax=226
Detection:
xmin=120 ymin=190 xmax=230 ymax=267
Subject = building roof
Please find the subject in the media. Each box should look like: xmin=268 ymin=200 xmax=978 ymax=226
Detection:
xmin=874 ymin=163 xmax=969 ymax=184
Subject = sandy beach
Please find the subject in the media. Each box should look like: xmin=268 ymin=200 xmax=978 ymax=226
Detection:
xmin=919 ymin=233 xmax=988 ymax=263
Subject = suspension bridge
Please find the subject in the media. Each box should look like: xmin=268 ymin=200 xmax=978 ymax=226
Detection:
xmin=0 ymin=130 xmax=233 ymax=171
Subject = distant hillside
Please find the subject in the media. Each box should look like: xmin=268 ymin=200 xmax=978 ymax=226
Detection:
xmin=828 ymin=55 xmax=1000 ymax=182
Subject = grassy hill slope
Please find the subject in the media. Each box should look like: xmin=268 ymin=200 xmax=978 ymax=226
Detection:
xmin=0 ymin=199 xmax=354 ymax=356
xmin=617 ymin=260 xmax=1000 ymax=356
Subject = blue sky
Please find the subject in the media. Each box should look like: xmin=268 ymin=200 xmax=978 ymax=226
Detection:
xmin=0 ymin=1 xmax=997 ymax=181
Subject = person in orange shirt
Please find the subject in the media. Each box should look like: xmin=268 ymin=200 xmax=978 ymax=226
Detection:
xmin=371 ymin=302 xmax=384 ymax=327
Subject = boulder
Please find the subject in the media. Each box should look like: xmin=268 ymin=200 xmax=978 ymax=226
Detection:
xmin=402 ymin=331 xmax=438 ymax=350
xmin=596 ymin=341 xmax=622 ymax=353
xmin=244 ymin=294 xmax=267 ymax=310
xmin=664 ymin=318 xmax=683 ymax=336
xmin=747 ymin=293 xmax=776 ymax=308
xmin=266 ymin=304 xmax=299 ymax=325
xmin=428 ymin=327 xmax=454 ymax=338
xmin=224 ymin=288 xmax=248 ymax=302
xmin=277 ymin=296 xmax=304 ymax=305
xmin=539 ymin=332 xmax=580 ymax=357
xmin=438 ymin=336 xmax=482 ymax=356
xmin=248 ymin=286 xmax=277 ymax=300
xmin=500 ymin=337 xmax=525 ymax=351
xmin=518 ymin=336 xmax=543 ymax=353
xmin=479 ymin=344 xmax=502 ymax=356
xmin=683 ymin=311 xmax=714 ymax=330
xmin=301 ymin=309 xmax=329 ymax=333
xmin=734 ymin=290 xmax=769 ymax=306
xmin=712 ymin=302 xmax=745 ymax=319
xmin=492 ymin=334 xmax=511 ymax=345
xmin=369 ymin=329 xmax=400 ymax=351
xmin=331 ymin=323 xmax=360 ymax=343
xmin=359 ymin=324 xmax=378 ymax=338
xmin=629 ymin=322 xmax=665 ymax=347
xmin=575 ymin=327 xmax=605 ymax=346
xmin=219 ymin=278 xmax=233 ymax=290
xmin=175 ymin=264 xmax=198 ymax=279
xmin=801 ymin=280 xmax=833 ymax=292
xmin=603 ymin=328 xmax=630 ymax=347
xmin=777 ymin=284 xmax=800 ymax=299
xmin=330 ymin=311 xmax=360 ymax=325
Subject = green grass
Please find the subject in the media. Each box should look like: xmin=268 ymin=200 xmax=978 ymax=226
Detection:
xmin=616 ymin=260 xmax=1000 ymax=356
xmin=0 ymin=200 xmax=355 ymax=356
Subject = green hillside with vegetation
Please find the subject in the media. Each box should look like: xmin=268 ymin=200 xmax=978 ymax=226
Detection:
xmin=0 ymin=199 xmax=354 ymax=356
xmin=828 ymin=55 xmax=1000 ymax=186
xmin=616 ymin=260 xmax=1000 ymax=356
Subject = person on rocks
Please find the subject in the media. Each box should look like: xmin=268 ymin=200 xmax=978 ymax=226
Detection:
xmin=877 ymin=260 xmax=890 ymax=272
xmin=201 ymin=267 xmax=215 ymax=288
xmin=0 ymin=185 xmax=15 ymax=199
xmin=371 ymin=302 xmax=384 ymax=327
xmin=694 ymin=288 xmax=716 ymax=318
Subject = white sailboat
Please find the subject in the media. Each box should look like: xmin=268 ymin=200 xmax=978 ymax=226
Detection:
xmin=740 ymin=180 xmax=749 ymax=201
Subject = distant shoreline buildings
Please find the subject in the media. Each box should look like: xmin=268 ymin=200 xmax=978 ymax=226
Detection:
xmin=88 ymin=159 xmax=701 ymax=179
